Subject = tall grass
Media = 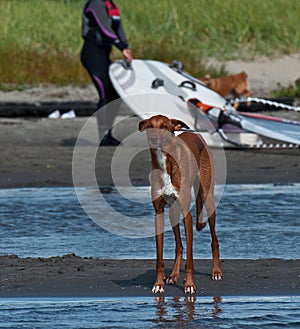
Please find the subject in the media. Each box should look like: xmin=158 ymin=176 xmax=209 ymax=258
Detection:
xmin=0 ymin=0 xmax=299 ymax=87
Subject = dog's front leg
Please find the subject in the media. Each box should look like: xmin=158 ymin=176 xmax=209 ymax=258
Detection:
xmin=166 ymin=201 xmax=183 ymax=285
xmin=179 ymin=185 xmax=196 ymax=294
xmin=152 ymin=212 xmax=165 ymax=293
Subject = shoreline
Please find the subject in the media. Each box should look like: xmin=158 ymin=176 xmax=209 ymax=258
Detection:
xmin=0 ymin=117 xmax=299 ymax=189
xmin=0 ymin=256 xmax=299 ymax=298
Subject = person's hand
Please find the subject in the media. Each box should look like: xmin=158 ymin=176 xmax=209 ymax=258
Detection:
xmin=122 ymin=48 xmax=133 ymax=64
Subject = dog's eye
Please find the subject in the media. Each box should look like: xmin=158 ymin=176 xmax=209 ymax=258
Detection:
xmin=162 ymin=125 xmax=168 ymax=130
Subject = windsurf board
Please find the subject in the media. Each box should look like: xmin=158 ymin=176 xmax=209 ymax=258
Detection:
xmin=109 ymin=59 xmax=261 ymax=148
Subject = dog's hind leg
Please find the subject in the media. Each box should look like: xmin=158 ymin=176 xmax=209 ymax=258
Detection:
xmin=166 ymin=201 xmax=183 ymax=285
xmin=200 ymin=149 xmax=222 ymax=281
xmin=206 ymin=195 xmax=222 ymax=281
xmin=208 ymin=211 xmax=222 ymax=280
xmin=183 ymin=209 xmax=196 ymax=294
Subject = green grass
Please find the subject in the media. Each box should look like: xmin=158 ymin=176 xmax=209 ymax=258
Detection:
xmin=1 ymin=0 xmax=300 ymax=91
xmin=272 ymin=78 xmax=300 ymax=97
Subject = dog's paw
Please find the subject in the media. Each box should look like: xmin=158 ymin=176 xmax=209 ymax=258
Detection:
xmin=163 ymin=193 xmax=177 ymax=206
xmin=212 ymin=270 xmax=223 ymax=281
xmin=152 ymin=284 xmax=165 ymax=294
xmin=184 ymin=284 xmax=196 ymax=294
xmin=196 ymin=221 xmax=206 ymax=231
xmin=166 ymin=275 xmax=178 ymax=285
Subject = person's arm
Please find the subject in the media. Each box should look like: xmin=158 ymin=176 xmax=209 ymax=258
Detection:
xmin=122 ymin=48 xmax=133 ymax=64
xmin=116 ymin=19 xmax=132 ymax=63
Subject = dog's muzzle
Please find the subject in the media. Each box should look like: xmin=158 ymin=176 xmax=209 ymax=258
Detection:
xmin=147 ymin=130 xmax=172 ymax=148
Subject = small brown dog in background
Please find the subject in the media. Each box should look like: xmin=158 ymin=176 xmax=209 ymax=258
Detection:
xmin=199 ymin=71 xmax=251 ymax=98
xmin=139 ymin=115 xmax=222 ymax=294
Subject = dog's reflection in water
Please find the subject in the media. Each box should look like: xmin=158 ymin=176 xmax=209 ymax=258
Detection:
xmin=152 ymin=296 xmax=222 ymax=324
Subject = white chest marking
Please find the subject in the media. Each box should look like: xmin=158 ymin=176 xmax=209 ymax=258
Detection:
xmin=156 ymin=148 xmax=178 ymax=198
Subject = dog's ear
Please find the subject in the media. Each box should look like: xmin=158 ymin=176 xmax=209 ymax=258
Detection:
xmin=199 ymin=74 xmax=211 ymax=84
xmin=139 ymin=119 xmax=148 ymax=131
xmin=170 ymin=119 xmax=190 ymax=131
xmin=240 ymin=71 xmax=248 ymax=79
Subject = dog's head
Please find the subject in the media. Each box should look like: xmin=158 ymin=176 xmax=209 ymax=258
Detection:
xmin=234 ymin=71 xmax=251 ymax=97
xmin=198 ymin=74 xmax=212 ymax=85
xmin=139 ymin=115 xmax=189 ymax=148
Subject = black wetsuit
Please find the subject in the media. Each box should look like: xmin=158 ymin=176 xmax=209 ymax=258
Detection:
xmin=81 ymin=0 xmax=129 ymax=109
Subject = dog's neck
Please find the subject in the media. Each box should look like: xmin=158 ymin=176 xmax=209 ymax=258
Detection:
xmin=156 ymin=148 xmax=167 ymax=172
xmin=154 ymin=147 xmax=178 ymax=200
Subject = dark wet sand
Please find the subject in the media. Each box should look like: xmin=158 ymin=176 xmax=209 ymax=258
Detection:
xmin=0 ymin=117 xmax=299 ymax=188
xmin=0 ymin=255 xmax=299 ymax=297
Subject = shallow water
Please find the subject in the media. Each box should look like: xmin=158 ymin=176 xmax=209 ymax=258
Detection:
xmin=0 ymin=184 xmax=299 ymax=328
xmin=0 ymin=184 xmax=299 ymax=259
xmin=0 ymin=296 xmax=299 ymax=329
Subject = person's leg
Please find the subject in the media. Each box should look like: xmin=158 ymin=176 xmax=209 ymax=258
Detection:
xmin=98 ymin=72 xmax=121 ymax=145
xmin=81 ymin=42 xmax=120 ymax=144
xmin=102 ymin=78 xmax=121 ymax=140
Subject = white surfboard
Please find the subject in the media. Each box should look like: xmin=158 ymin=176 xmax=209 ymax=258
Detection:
xmin=109 ymin=59 xmax=262 ymax=148
xmin=109 ymin=59 xmax=228 ymax=122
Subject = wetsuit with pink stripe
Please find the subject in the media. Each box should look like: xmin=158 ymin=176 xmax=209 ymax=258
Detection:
xmin=80 ymin=0 xmax=129 ymax=109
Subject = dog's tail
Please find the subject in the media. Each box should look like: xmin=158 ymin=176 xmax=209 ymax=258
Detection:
xmin=196 ymin=204 xmax=207 ymax=231
xmin=195 ymin=146 xmax=215 ymax=231
xmin=194 ymin=180 xmax=207 ymax=231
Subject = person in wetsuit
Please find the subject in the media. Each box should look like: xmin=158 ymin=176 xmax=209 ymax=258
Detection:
xmin=81 ymin=0 xmax=133 ymax=145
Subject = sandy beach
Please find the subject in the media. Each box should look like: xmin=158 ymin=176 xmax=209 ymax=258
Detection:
xmin=0 ymin=56 xmax=299 ymax=298
xmin=0 ymin=255 xmax=299 ymax=297
xmin=0 ymin=116 xmax=299 ymax=188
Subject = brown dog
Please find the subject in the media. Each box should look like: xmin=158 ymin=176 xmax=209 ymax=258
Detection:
xmin=199 ymin=71 xmax=251 ymax=98
xmin=139 ymin=115 xmax=222 ymax=294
